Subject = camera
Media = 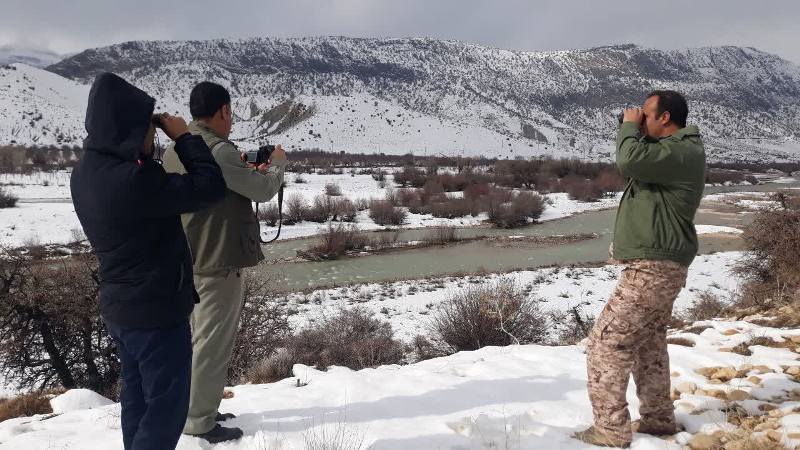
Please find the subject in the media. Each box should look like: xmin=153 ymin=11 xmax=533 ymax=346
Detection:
xmin=245 ymin=144 xmax=275 ymax=165
xmin=151 ymin=113 xmax=163 ymax=127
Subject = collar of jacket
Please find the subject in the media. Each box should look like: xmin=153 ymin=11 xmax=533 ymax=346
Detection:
xmin=188 ymin=120 xmax=225 ymax=140
xmin=667 ymin=125 xmax=701 ymax=140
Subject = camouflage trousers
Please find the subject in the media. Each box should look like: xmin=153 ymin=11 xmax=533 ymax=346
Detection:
xmin=586 ymin=259 xmax=689 ymax=443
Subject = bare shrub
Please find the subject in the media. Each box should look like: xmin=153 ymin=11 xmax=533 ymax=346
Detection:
xmin=595 ymin=170 xmax=625 ymax=195
xmin=734 ymin=208 xmax=800 ymax=309
xmin=428 ymin=197 xmax=473 ymax=219
xmin=0 ymin=389 xmax=62 ymax=422
xmin=284 ymin=194 xmax=309 ymax=224
xmin=0 ymin=250 xmax=120 ymax=398
xmin=553 ymin=306 xmax=596 ymax=345
xmin=393 ymin=166 xmax=426 ymax=188
xmin=303 ymin=224 xmax=368 ymax=260
xmin=288 ymin=307 xmax=405 ymax=370
xmin=303 ymin=411 xmax=369 ymax=450
xmin=512 ymin=192 xmax=546 ymax=220
xmin=562 ymin=175 xmax=603 ymax=202
xmin=683 ymin=291 xmax=729 ymax=322
xmin=243 ymin=349 xmax=296 ymax=385
xmin=396 ymin=188 xmax=420 ymax=207
xmin=294 ymin=174 xmax=307 ymax=184
xmin=229 ymin=273 xmax=292 ymax=383
xmin=324 ymin=183 xmax=342 ymax=196
xmin=307 ymin=195 xmax=335 ymax=223
xmin=257 ymin=203 xmax=281 ymax=227
xmin=425 ymin=225 xmax=459 ymax=245
xmin=355 ymin=198 xmax=370 ymax=212
xmin=368 ymin=200 xmax=407 ymax=226
xmin=0 ymin=188 xmax=18 ymax=208
xmin=429 ymin=278 xmax=547 ymax=354
xmin=331 ymin=198 xmax=357 ymax=222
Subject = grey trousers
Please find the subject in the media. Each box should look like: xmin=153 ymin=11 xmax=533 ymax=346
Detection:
xmin=183 ymin=268 xmax=244 ymax=435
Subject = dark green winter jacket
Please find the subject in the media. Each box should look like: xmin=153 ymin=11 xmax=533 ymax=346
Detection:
xmin=612 ymin=121 xmax=706 ymax=266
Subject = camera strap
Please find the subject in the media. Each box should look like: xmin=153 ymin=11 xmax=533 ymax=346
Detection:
xmin=256 ymin=183 xmax=284 ymax=244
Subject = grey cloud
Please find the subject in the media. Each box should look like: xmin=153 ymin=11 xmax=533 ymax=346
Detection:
xmin=1 ymin=0 xmax=798 ymax=63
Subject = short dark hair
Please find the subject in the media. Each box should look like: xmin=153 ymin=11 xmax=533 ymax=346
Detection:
xmin=190 ymin=82 xmax=231 ymax=119
xmin=646 ymin=90 xmax=688 ymax=128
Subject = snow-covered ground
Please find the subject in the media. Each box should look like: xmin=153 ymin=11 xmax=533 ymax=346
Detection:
xmin=280 ymin=252 xmax=742 ymax=343
xmin=0 ymin=170 xmax=621 ymax=247
xmin=0 ymin=253 xmax=800 ymax=450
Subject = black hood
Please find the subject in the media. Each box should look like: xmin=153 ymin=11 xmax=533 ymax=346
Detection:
xmin=84 ymin=72 xmax=155 ymax=161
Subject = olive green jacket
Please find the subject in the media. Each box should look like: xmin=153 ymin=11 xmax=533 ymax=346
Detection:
xmin=163 ymin=121 xmax=286 ymax=273
xmin=612 ymin=121 xmax=706 ymax=266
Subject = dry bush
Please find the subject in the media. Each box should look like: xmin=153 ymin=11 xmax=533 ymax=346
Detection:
xmin=706 ymin=170 xmax=746 ymax=185
xmin=0 ymin=188 xmax=17 ymax=208
xmin=257 ymin=203 xmax=281 ymax=227
xmin=0 ymin=389 xmax=62 ymax=422
xmin=429 ymin=278 xmax=547 ymax=354
xmin=393 ymin=166 xmax=426 ymax=188
xmin=485 ymin=190 xmax=545 ymax=228
xmin=562 ymin=175 xmax=604 ymax=202
xmin=428 ymin=197 xmax=473 ymax=219
xmin=303 ymin=224 xmax=368 ymax=260
xmin=553 ymin=306 xmax=596 ymax=345
xmin=396 ymin=188 xmax=420 ymax=207
xmin=307 ymin=195 xmax=336 ymax=223
xmin=463 ymin=183 xmax=490 ymax=201
xmin=293 ymin=174 xmax=307 ymax=184
xmin=594 ymin=170 xmax=625 ymax=195
xmin=734 ymin=208 xmax=800 ymax=309
xmin=242 ymin=349 xmax=296 ymax=385
xmin=419 ymin=179 xmax=445 ymax=204
xmin=425 ymin=225 xmax=459 ymax=245
xmin=0 ymin=250 xmax=120 ymax=398
xmin=324 ymin=183 xmax=342 ymax=196
xmin=284 ymin=194 xmax=309 ymax=224
xmin=228 ymin=274 xmax=292 ymax=384
xmin=683 ymin=291 xmax=729 ymax=322
xmin=288 ymin=307 xmax=405 ymax=370
xmin=331 ymin=198 xmax=357 ymax=222
xmin=368 ymin=200 xmax=407 ymax=226
xmin=512 ymin=192 xmax=546 ymax=220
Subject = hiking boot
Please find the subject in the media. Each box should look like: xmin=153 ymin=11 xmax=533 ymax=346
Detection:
xmin=215 ymin=412 xmax=236 ymax=422
xmin=631 ymin=420 xmax=680 ymax=436
xmin=194 ymin=424 xmax=244 ymax=444
xmin=572 ymin=426 xmax=631 ymax=448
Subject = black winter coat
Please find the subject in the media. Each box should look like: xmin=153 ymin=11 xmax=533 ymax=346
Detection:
xmin=71 ymin=73 xmax=225 ymax=329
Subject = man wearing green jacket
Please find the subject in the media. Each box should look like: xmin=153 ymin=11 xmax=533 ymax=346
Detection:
xmin=162 ymin=82 xmax=286 ymax=444
xmin=574 ymin=90 xmax=705 ymax=448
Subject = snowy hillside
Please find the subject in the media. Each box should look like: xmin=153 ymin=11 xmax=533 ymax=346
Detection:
xmin=0 ymin=64 xmax=87 ymax=146
xmin=3 ymin=38 xmax=800 ymax=161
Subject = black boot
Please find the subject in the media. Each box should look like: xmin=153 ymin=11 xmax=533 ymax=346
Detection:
xmin=215 ymin=412 xmax=236 ymax=422
xmin=194 ymin=424 xmax=243 ymax=444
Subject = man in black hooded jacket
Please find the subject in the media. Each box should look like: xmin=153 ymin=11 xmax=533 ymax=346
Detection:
xmin=71 ymin=72 xmax=226 ymax=450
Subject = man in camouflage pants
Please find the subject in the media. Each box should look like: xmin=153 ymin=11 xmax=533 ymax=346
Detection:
xmin=574 ymin=90 xmax=706 ymax=448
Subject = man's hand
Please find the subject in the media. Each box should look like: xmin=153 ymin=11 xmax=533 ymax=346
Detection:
xmin=269 ymin=145 xmax=287 ymax=164
xmin=241 ymin=144 xmax=287 ymax=173
xmin=157 ymin=113 xmax=190 ymax=141
xmin=622 ymin=107 xmax=644 ymax=125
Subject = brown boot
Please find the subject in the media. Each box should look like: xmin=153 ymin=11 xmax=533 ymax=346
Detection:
xmin=631 ymin=420 xmax=680 ymax=436
xmin=572 ymin=426 xmax=631 ymax=448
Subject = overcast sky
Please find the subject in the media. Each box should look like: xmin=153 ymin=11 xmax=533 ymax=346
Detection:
xmin=2 ymin=0 xmax=799 ymax=63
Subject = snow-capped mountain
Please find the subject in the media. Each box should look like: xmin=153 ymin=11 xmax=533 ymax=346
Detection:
xmin=0 ymin=46 xmax=64 ymax=68
xmin=0 ymin=64 xmax=88 ymax=146
xmin=4 ymin=37 xmax=800 ymax=161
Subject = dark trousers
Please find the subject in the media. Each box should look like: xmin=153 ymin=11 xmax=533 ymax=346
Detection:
xmin=106 ymin=320 xmax=192 ymax=450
